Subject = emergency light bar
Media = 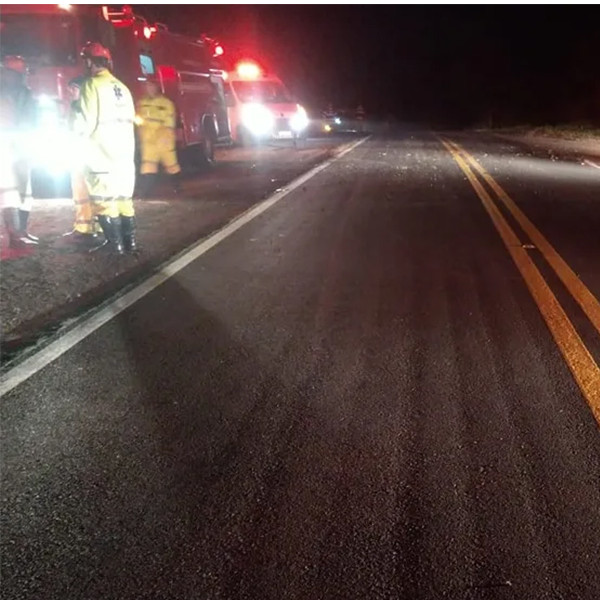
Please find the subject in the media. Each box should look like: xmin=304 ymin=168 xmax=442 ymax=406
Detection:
xmin=236 ymin=62 xmax=261 ymax=79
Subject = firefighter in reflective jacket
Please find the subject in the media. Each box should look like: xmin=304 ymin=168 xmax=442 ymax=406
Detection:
xmin=62 ymin=75 xmax=102 ymax=245
xmin=136 ymin=79 xmax=181 ymax=197
xmin=76 ymin=42 xmax=137 ymax=254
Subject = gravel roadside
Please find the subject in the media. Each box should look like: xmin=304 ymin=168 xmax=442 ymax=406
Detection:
xmin=1 ymin=140 xmax=343 ymax=364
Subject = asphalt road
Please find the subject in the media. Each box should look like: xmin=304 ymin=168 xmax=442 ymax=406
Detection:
xmin=2 ymin=131 xmax=600 ymax=599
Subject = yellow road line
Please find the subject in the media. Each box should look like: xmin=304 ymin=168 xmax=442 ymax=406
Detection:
xmin=440 ymin=139 xmax=600 ymax=425
xmin=446 ymin=138 xmax=600 ymax=337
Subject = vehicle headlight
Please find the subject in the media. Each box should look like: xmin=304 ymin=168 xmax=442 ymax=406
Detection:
xmin=291 ymin=105 xmax=309 ymax=132
xmin=334 ymin=117 xmax=341 ymax=125
xmin=241 ymin=103 xmax=274 ymax=136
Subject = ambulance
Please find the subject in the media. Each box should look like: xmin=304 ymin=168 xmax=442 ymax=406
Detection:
xmin=223 ymin=60 xmax=309 ymax=145
xmin=0 ymin=4 xmax=230 ymax=190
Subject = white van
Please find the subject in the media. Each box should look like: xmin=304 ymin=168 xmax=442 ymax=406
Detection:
xmin=223 ymin=61 xmax=309 ymax=145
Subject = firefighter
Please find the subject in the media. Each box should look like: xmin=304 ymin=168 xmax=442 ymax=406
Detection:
xmin=62 ymin=75 xmax=102 ymax=246
xmin=136 ymin=79 xmax=182 ymax=197
xmin=1 ymin=55 xmax=38 ymax=249
xmin=76 ymin=42 xmax=137 ymax=254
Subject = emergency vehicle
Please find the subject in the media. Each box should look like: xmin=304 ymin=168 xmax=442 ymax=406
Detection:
xmin=223 ymin=60 xmax=309 ymax=145
xmin=0 ymin=4 xmax=230 ymax=185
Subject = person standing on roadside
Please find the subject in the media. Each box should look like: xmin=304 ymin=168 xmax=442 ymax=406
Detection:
xmin=136 ymin=79 xmax=182 ymax=198
xmin=62 ymin=75 xmax=103 ymax=247
xmin=76 ymin=42 xmax=137 ymax=254
xmin=0 ymin=55 xmax=38 ymax=249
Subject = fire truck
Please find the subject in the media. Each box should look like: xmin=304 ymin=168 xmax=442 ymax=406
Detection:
xmin=0 ymin=4 xmax=231 ymax=191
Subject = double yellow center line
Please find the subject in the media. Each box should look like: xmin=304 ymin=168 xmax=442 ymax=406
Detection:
xmin=440 ymin=137 xmax=600 ymax=425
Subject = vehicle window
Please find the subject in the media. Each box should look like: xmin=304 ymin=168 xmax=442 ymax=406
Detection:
xmin=0 ymin=14 xmax=78 ymax=66
xmin=232 ymin=80 xmax=292 ymax=104
xmin=139 ymin=54 xmax=155 ymax=76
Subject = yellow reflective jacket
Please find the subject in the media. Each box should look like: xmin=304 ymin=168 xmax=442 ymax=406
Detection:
xmin=137 ymin=94 xmax=176 ymax=130
xmin=77 ymin=69 xmax=135 ymax=173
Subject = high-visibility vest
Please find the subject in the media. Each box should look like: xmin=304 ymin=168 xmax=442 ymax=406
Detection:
xmin=137 ymin=94 xmax=177 ymax=130
xmin=77 ymin=69 xmax=135 ymax=173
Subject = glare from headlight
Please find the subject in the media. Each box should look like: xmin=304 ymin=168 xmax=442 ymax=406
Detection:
xmin=291 ymin=105 xmax=309 ymax=132
xmin=30 ymin=127 xmax=73 ymax=176
xmin=37 ymin=94 xmax=56 ymax=109
xmin=241 ymin=102 xmax=274 ymax=136
xmin=334 ymin=117 xmax=341 ymax=125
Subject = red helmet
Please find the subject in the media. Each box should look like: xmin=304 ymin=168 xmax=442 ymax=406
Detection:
xmin=80 ymin=42 xmax=112 ymax=61
xmin=2 ymin=55 xmax=27 ymax=74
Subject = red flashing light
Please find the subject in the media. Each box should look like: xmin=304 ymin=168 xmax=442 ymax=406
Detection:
xmin=102 ymin=5 xmax=134 ymax=27
xmin=236 ymin=61 xmax=261 ymax=79
xmin=158 ymin=65 xmax=177 ymax=82
xmin=143 ymin=25 xmax=156 ymax=40
xmin=214 ymin=45 xmax=224 ymax=57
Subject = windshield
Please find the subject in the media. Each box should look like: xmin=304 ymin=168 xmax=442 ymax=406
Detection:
xmin=0 ymin=14 xmax=78 ymax=66
xmin=232 ymin=80 xmax=292 ymax=104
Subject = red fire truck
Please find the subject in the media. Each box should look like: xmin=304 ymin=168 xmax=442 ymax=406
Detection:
xmin=0 ymin=4 xmax=230 ymax=190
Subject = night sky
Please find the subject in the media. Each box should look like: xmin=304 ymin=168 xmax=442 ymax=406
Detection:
xmin=136 ymin=5 xmax=599 ymax=127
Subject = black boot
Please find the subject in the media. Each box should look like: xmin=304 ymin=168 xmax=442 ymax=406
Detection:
xmin=18 ymin=209 xmax=39 ymax=242
xmin=91 ymin=215 xmax=124 ymax=255
xmin=121 ymin=216 xmax=137 ymax=253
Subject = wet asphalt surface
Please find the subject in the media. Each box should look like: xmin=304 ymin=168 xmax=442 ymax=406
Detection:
xmin=2 ymin=131 xmax=600 ymax=599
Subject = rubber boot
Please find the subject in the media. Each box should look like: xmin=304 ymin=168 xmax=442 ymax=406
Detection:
xmin=121 ymin=216 xmax=137 ymax=253
xmin=18 ymin=209 xmax=39 ymax=243
xmin=62 ymin=229 xmax=101 ymax=249
xmin=91 ymin=215 xmax=124 ymax=255
xmin=3 ymin=207 xmax=37 ymax=249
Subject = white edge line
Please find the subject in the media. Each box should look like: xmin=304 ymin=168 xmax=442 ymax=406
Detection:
xmin=0 ymin=135 xmax=371 ymax=397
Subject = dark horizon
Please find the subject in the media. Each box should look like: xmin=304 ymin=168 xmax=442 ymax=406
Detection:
xmin=136 ymin=5 xmax=600 ymax=128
